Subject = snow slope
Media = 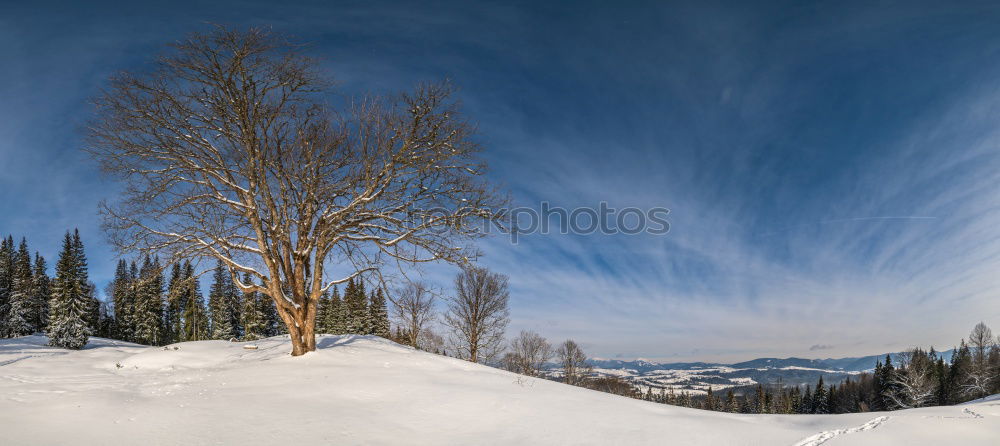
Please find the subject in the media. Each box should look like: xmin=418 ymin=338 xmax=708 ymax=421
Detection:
xmin=0 ymin=335 xmax=997 ymax=445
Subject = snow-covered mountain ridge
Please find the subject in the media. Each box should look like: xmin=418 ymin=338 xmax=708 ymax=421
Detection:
xmin=0 ymin=335 xmax=996 ymax=445
xmin=570 ymin=352 xmax=944 ymax=395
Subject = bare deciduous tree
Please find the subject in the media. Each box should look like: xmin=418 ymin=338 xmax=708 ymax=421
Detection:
xmin=557 ymin=339 xmax=591 ymax=385
xmin=968 ymin=322 xmax=995 ymax=365
xmin=501 ymin=330 xmax=553 ymax=376
xmin=964 ymin=322 xmax=996 ymax=397
xmin=417 ymin=327 xmax=445 ymax=353
xmin=443 ymin=266 xmax=509 ymax=363
xmin=87 ymin=27 xmax=507 ymax=356
xmin=390 ymin=281 xmax=436 ymax=348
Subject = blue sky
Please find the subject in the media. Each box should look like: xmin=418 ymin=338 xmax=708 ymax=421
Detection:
xmin=2 ymin=0 xmax=1000 ymax=361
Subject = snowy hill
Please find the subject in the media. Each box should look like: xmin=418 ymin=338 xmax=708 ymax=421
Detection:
xmin=0 ymin=335 xmax=997 ymax=445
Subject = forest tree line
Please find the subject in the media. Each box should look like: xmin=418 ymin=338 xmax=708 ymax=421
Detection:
xmin=0 ymin=230 xmax=391 ymax=348
xmin=634 ymin=322 xmax=1000 ymax=414
xmin=0 ymin=231 xmax=515 ymax=368
xmin=489 ymin=323 xmax=1000 ymax=414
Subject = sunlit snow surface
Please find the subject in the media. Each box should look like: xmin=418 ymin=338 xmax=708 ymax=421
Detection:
xmin=1 ymin=335 xmax=997 ymax=445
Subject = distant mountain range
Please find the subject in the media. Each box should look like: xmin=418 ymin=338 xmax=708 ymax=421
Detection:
xmin=545 ymin=350 xmax=955 ymax=395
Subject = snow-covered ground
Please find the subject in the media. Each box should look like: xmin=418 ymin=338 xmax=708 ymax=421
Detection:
xmin=0 ymin=335 xmax=997 ymax=445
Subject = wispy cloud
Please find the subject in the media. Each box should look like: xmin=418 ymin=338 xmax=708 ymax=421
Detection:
xmin=3 ymin=1 xmax=1000 ymax=362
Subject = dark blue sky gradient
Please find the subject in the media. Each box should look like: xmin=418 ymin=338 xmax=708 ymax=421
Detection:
xmin=3 ymin=0 xmax=1000 ymax=361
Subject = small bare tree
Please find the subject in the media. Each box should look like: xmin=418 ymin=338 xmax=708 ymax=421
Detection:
xmin=964 ymin=322 xmax=996 ymax=397
xmin=443 ymin=266 xmax=509 ymax=363
xmin=557 ymin=339 xmax=591 ymax=385
xmin=502 ymin=330 xmax=554 ymax=376
xmin=417 ymin=327 xmax=445 ymax=353
xmin=968 ymin=322 xmax=995 ymax=365
xmin=390 ymin=281 xmax=436 ymax=348
xmin=87 ymin=27 xmax=506 ymax=356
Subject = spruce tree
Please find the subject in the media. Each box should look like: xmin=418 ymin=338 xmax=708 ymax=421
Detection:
xmin=703 ymin=387 xmax=717 ymax=411
xmin=47 ymin=232 xmax=90 ymax=349
xmin=30 ymin=253 xmax=50 ymax=333
xmin=800 ymin=385 xmax=813 ymax=414
xmin=948 ymin=341 xmax=972 ymax=404
xmin=70 ymin=230 xmax=99 ymax=334
xmin=329 ymin=286 xmax=346 ymax=335
xmin=110 ymin=260 xmax=133 ymax=341
xmin=96 ymin=298 xmax=116 ymax=338
xmin=7 ymin=239 xmax=35 ymax=336
xmin=316 ymin=291 xmax=331 ymax=334
xmin=223 ymin=264 xmax=242 ymax=338
xmin=240 ymin=272 xmax=265 ymax=340
xmin=344 ymin=278 xmax=369 ymax=334
xmin=368 ymin=287 xmax=390 ymax=337
xmin=724 ymin=389 xmax=738 ymax=413
xmin=812 ymin=376 xmax=829 ymax=414
xmin=208 ymin=260 xmax=238 ymax=340
xmin=133 ymin=256 xmax=165 ymax=345
xmin=879 ymin=355 xmax=899 ymax=409
xmin=182 ymin=262 xmax=208 ymax=341
xmin=0 ymin=236 xmax=14 ymax=337
xmin=164 ymin=262 xmax=185 ymax=343
xmin=259 ymin=292 xmax=281 ymax=337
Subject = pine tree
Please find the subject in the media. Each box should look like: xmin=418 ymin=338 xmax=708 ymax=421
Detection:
xmin=368 ymin=287 xmax=390 ymax=337
xmin=47 ymin=231 xmax=90 ymax=349
xmin=948 ymin=341 xmax=972 ymax=403
xmin=800 ymin=385 xmax=813 ymax=414
xmin=182 ymin=262 xmax=208 ymax=341
xmin=164 ymin=263 xmax=186 ymax=343
xmin=133 ymin=256 xmax=165 ymax=345
xmin=240 ymin=272 xmax=265 ymax=340
xmin=812 ymin=376 xmax=829 ymax=414
xmin=208 ymin=260 xmax=239 ymax=340
xmin=30 ymin=253 xmax=51 ymax=333
xmin=329 ymin=286 xmax=346 ymax=335
xmin=344 ymin=278 xmax=368 ymax=334
xmin=724 ymin=389 xmax=738 ymax=412
xmin=70 ymin=230 xmax=99 ymax=334
xmin=224 ymin=264 xmax=242 ymax=338
xmin=703 ymin=387 xmax=718 ymax=410
xmin=111 ymin=260 xmax=133 ymax=341
xmin=878 ymin=354 xmax=901 ymax=409
xmin=316 ymin=291 xmax=331 ymax=334
xmin=96 ymin=298 xmax=116 ymax=338
xmin=789 ymin=386 xmax=803 ymax=414
xmin=7 ymin=239 xmax=35 ymax=336
xmin=0 ymin=235 xmax=14 ymax=337
xmin=259 ymin=293 xmax=281 ymax=337
xmin=754 ymin=384 xmax=769 ymax=414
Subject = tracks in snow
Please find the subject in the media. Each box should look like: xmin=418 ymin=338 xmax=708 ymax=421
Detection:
xmin=962 ymin=407 xmax=984 ymax=419
xmin=792 ymin=416 xmax=890 ymax=446
xmin=0 ymin=352 xmax=67 ymax=367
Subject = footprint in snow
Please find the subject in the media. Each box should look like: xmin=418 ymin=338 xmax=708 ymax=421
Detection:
xmin=791 ymin=416 xmax=889 ymax=446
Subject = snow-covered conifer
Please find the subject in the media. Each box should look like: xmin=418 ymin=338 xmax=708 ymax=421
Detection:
xmin=47 ymin=231 xmax=90 ymax=349
xmin=133 ymin=256 xmax=165 ymax=345
xmin=240 ymin=272 xmax=265 ymax=340
xmin=29 ymin=253 xmax=51 ymax=333
xmin=7 ymin=239 xmax=35 ymax=336
xmin=182 ymin=262 xmax=208 ymax=341
xmin=0 ymin=236 xmax=14 ymax=337
xmin=368 ymin=287 xmax=390 ymax=338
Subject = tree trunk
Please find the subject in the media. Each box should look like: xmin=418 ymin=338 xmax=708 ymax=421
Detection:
xmin=274 ymin=299 xmax=317 ymax=357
